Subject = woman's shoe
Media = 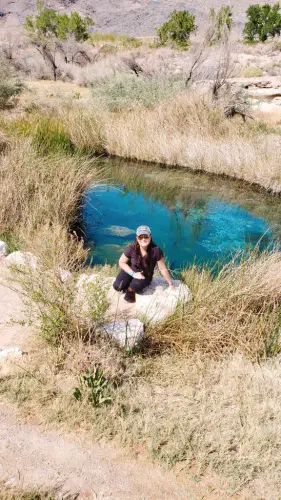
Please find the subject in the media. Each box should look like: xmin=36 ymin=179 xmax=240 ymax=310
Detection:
xmin=124 ymin=290 xmax=136 ymax=303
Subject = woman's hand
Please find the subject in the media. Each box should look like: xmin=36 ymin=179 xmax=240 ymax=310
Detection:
xmin=169 ymin=283 xmax=176 ymax=291
xmin=133 ymin=272 xmax=145 ymax=280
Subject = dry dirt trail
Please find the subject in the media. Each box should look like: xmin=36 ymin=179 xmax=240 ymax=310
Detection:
xmin=0 ymin=262 xmax=186 ymax=499
xmin=0 ymin=403 xmax=184 ymax=499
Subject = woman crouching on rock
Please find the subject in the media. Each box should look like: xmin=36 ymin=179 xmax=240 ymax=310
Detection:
xmin=113 ymin=225 xmax=175 ymax=303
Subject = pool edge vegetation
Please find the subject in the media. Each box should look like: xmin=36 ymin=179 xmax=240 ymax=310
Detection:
xmin=2 ymin=37 xmax=281 ymax=498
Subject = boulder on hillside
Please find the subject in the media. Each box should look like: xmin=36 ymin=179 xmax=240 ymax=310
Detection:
xmin=5 ymin=251 xmax=37 ymax=270
xmin=135 ymin=277 xmax=192 ymax=323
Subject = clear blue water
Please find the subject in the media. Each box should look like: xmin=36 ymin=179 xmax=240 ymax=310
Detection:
xmin=82 ymin=169 xmax=277 ymax=273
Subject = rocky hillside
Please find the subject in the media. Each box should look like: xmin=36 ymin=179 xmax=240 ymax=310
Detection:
xmin=0 ymin=0 xmax=279 ymax=36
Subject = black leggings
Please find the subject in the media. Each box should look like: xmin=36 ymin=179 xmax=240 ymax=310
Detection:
xmin=113 ymin=270 xmax=152 ymax=293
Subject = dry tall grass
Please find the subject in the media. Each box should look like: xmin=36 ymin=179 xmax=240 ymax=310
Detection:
xmin=0 ymin=138 xmax=94 ymax=260
xmin=52 ymin=91 xmax=281 ymax=193
xmin=151 ymin=251 xmax=281 ymax=359
xmin=0 ymin=482 xmax=56 ymax=500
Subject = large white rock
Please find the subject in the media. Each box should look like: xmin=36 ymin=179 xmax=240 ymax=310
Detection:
xmin=0 ymin=240 xmax=8 ymax=257
xmin=5 ymin=251 xmax=37 ymax=270
xmin=102 ymin=318 xmax=144 ymax=349
xmin=135 ymin=277 xmax=192 ymax=323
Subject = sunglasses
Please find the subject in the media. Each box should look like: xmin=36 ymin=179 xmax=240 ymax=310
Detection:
xmin=138 ymin=234 xmax=150 ymax=240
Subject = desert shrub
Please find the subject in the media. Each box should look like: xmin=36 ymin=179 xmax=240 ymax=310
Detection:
xmin=0 ymin=57 xmax=23 ymax=108
xmin=243 ymin=66 xmax=263 ymax=77
xmin=91 ymin=74 xmax=185 ymax=110
xmin=209 ymin=6 xmax=233 ymax=44
xmin=11 ymin=253 xmax=109 ymax=346
xmin=157 ymin=10 xmax=197 ymax=49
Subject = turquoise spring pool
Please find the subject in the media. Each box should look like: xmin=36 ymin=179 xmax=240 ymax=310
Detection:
xmin=81 ymin=159 xmax=280 ymax=273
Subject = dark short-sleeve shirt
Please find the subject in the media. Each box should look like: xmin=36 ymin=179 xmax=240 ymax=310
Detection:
xmin=124 ymin=243 xmax=163 ymax=277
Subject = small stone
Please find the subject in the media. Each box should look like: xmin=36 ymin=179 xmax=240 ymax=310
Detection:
xmin=58 ymin=268 xmax=72 ymax=282
xmin=102 ymin=318 xmax=144 ymax=349
xmin=0 ymin=240 xmax=8 ymax=257
xmin=5 ymin=251 xmax=37 ymax=270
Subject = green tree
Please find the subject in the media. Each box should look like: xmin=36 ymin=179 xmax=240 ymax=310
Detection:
xmin=24 ymin=1 xmax=94 ymax=79
xmin=157 ymin=10 xmax=197 ymax=49
xmin=209 ymin=6 xmax=232 ymax=44
xmin=243 ymin=3 xmax=281 ymax=42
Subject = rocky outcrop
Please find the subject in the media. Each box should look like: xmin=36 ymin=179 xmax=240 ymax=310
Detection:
xmin=135 ymin=277 xmax=192 ymax=323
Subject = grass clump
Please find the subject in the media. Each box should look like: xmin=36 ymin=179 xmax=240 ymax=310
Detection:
xmin=91 ymin=32 xmax=142 ymax=50
xmin=32 ymin=117 xmax=74 ymax=156
xmin=0 ymin=138 xmax=93 ymax=248
xmin=0 ymin=231 xmax=20 ymax=253
xmin=243 ymin=66 xmax=263 ymax=77
xmin=91 ymin=74 xmax=185 ymax=111
xmin=151 ymin=250 xmax=281 ymax=360
xmin=0 ymin=482 xmax=56 ymax=500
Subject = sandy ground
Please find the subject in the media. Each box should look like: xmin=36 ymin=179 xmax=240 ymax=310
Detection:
xmin=0 ymin=403 xmax=184 ymax=499
xmin=0 ymin=262 xmax=31 ymax=350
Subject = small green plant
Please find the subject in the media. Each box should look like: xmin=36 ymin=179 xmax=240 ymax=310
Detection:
xmin=0 ymin=231 xmax=20 ymax=253
xmin=157 ymin=10 xmax=197 ymax=49
xmin=119 ymin=35 xmax=142 ymax=49
xmin=80 ymin=276 xmax=110 ymax=327
xmin=243 ymin=66 xmax=263 ymax=77
xmin=91 ymin=32 xmax=141 ymax=50
xmin=73 ymin=363 xmax=112 ymax=407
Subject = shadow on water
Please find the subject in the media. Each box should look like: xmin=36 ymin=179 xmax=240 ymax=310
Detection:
xmin=81 ymin=157 xmax=281 ymax=274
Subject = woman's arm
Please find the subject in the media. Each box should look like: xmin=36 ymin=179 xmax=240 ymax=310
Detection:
xmin=119 ymin=253 xmax=144 ymax=280
xmin=157 ymin=257 xmax=176 ymax=289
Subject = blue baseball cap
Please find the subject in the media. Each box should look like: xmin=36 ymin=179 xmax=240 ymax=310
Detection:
xmin=136 ymin=225 xmax=151 ymax=237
